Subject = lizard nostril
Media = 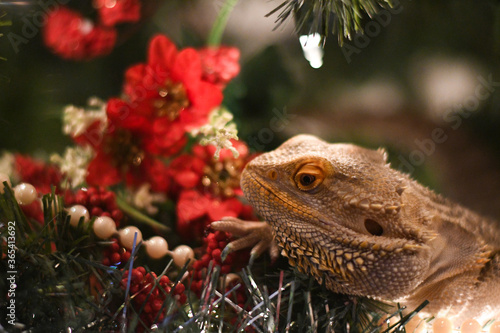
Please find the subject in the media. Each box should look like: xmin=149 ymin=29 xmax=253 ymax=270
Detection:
xmin=267 ymin=169 xmax=278 ymax=180
xmin=365 ymin=219 xmax=384 ymax=236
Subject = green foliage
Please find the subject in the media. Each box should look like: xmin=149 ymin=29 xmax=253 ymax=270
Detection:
xmin=0 ymin=186 xmax=120 ymax=331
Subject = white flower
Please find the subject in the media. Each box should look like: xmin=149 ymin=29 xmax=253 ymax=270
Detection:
xmin=192 ymin=107 xmax=239 ymax=159
xmin=63 ymin=97 xmax=107 ymax=138
xmin=131 ymin=184 xmax=166 ymax=215
xmin=50 ymin=146 xmax=94 ymax=188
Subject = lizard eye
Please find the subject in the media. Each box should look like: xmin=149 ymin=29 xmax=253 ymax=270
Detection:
xmin=294 ymin=163 xmax=325 ymax=191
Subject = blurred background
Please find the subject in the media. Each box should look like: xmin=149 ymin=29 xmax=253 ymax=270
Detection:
xmin=1 ymin=0 xmax=500 ymax=219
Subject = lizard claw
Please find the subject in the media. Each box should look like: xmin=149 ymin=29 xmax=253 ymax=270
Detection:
xmin=211 ymin=217 xmax=278 ymax=265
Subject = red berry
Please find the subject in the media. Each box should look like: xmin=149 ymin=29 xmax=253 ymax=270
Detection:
xmin=152 ymin=299 xmax=162 ymax=311
xmin=135 ymin=293 xmax=146 ymax=305
xmin=121 ymin=251 xmax=131 ymax=262
xmin=159 ymin=275 xmax=169 ymax=285
xmin=174 ymin=283 xmax=185 ymax=294
xmin=91 ymin=207 xmax=103 ymax=216
xmin=132 ymin=269 xmax=143 ymax=282
xmin=111 ymin=252 xmax=121 ymax=264
xmin=111 ymin=209 xmax=123 ymax=222
xmin=207 ymin=240 xmax=217 ymax=250
xmin=206 ymin=233 xmax=216 ymax=242
xmin=75 ymin=191 xmax=88 ymax=205
xmin=130 ymin=284 xmax=139 ymax=294
xmin=110 ymin=242 xmax=120 ymax=252
xmin=201 ymin=254 xmax=211 ymax=266
xmin=214 ymin=231 xmax=227 ymax=241
xmin=87 ymin=187 xmax=97 ymax=196
xmin=102 ymin=191 xmax=115 ymax=205
xmin=212 ymin=249 xmax=222 ymax=261
xmin=89 ymin=194 xmax=101 ymax=206
xmin=221 ymin=264 xmax=231 ymax=274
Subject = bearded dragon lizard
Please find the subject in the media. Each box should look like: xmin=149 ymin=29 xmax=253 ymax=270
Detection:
xmin=212 ymin=134 xmax=500 ymax=324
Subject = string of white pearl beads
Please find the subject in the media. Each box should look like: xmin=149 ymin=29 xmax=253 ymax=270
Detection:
xmin=143 ymin=236 xmax=169 ymax=259
xmin=93 ymin=216 xmax=118 ymax=239
xmin=90 ymin=214 xmax=195 ymax=265
xmin=67 ymin=205 xmax=90 ymax=227
xmin=14 ymin=183 xmax=37 ymax=205
xmin=141 ymin=237 xmax=195 ymax=267
xmin=171 ymin=245 xmax=194 ymax=268
xmin=117 ymin=226 xmax=143 ymax=250
xmin=0 ymin=172 xmax=12 ymax=193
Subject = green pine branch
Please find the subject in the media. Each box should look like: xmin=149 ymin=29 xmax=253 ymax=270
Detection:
xmin=268 ymin=0 xmax=395 ymax=45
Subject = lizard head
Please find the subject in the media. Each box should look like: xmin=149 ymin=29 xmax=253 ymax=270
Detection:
xmin=241 ymin=134 xmax=434 ymax=299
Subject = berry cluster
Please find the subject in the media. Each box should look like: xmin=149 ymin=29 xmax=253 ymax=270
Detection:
xmin=101 ymin=238 xmax=131 ymax=267
xmin=68 ymin=186 xmax=124 ymax=226
xmin=190 ymin=231 xmax=249 ymax=296
xmin=121 ymin=267 xmax=187 ymax=329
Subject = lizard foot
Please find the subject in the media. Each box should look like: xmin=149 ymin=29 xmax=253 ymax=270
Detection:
xmin=211 ymin=217 xmax=279 ymax=265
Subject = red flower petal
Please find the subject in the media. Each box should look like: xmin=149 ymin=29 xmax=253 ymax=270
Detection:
xmin=152 ymin=118 xmax=187 ymax=155
xmin=143 ymin=158 xmax=171 ymax=192
xmin=148 ymin=35 xmax=178 ymax=72
xmin=208 ymin=197 xmax=242 ymax=221
xmin=73 ymin=120 xmax=105 ymax=148
xmin=172 ymin=48 xmax=202 ymax=84
xmin=183 ymin=80 xmax=223 ymax=118
xmin=174 ymin=170 xmax=201 ymax=189
xmin=177 ymin=190 xmax=210 ymax=222
xmin=86 ymin=151 xmax=121 ymax=187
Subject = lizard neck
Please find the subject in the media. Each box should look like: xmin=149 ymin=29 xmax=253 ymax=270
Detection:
xmin=409 ymin=180 xmax=500 ymax=248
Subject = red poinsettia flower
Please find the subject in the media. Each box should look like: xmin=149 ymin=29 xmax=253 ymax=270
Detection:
xmin=96 ymin=0 xmax=141 ymax=27
xmin=199 ymin=46 xmax=241 ymax=89
xmin=43 ymin=6 xmax=116 ymax=60
xmin=121 ymin=35 xmax=223 ymax=156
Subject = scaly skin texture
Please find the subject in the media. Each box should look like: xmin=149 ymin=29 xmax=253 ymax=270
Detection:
xmin=212 ymin=135 xmax=500 ymax=324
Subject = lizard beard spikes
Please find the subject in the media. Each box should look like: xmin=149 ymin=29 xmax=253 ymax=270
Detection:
xmin=238 ymin=134 xmax=500 ymax=324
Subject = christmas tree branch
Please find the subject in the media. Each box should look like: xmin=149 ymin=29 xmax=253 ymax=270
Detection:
xmin=268 ymin=0 xmax=395 ymax=45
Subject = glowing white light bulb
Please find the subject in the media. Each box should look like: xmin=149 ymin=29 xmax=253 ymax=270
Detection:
xmin=299 ymin=33 xmax=324 ymax=69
